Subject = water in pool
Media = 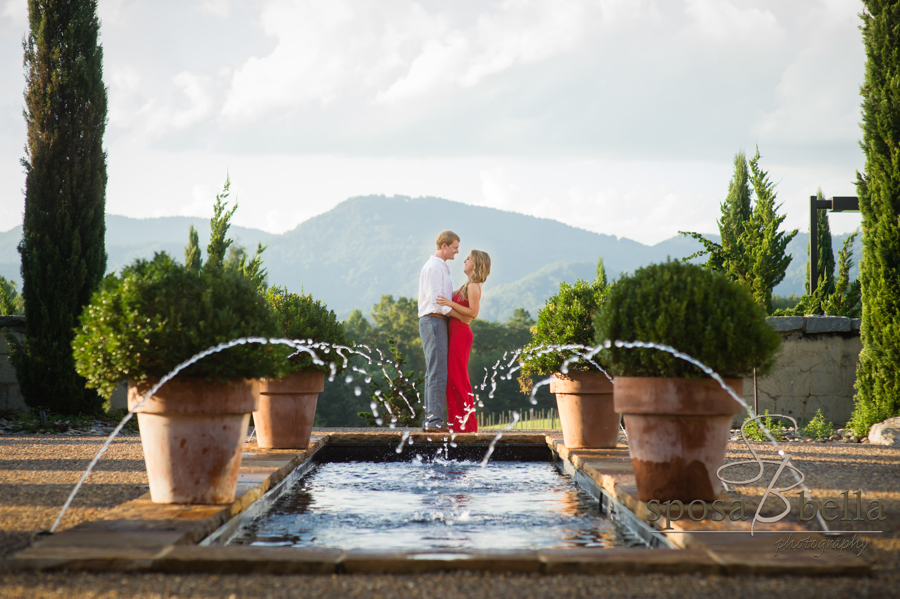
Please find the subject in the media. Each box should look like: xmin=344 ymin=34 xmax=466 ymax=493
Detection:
xmin=228 ymin=458 xmax=643 ymax=550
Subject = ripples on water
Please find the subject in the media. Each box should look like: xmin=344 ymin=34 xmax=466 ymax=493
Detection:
xmin=229 ymin=459 xmax=642 ymax=550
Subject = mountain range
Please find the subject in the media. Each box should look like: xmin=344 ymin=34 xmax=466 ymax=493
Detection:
xmin=0 ymin=195 xmax=862 ymax=321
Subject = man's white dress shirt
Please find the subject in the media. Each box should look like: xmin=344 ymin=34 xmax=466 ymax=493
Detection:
xmin=418 ymin=256 xmax=453 ymax=318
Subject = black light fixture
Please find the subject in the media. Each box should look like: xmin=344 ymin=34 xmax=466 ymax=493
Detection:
xmin=809 ymin=196 xmax=860 ymax=295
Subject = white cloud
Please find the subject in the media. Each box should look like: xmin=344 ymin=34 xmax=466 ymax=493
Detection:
xmin=224 ymin=0 xmax=660 ymax=116
xmin=752 ymin=4 xmax=862 ymax=143
xmin=0 ymin=0 xmax=27 ymax=27
xmin=135 ymin=72 xmax=215 ymax=138
xmin=178 ymin=183 xmax=217 ymax=218
xmin=96 ymin=0 xmax=124 ymax=26
xmin=477 ymin=161 xmax=724 ymax=245
xmin=222 ymin=0 xmax=430 ymax=118
xmin=376 ymin=34 xmax=471 ymax=103
xmin=199 ymin=0 xmax=230 ymax=18
xmin=681 ymin=0 xmax=786 ymax=46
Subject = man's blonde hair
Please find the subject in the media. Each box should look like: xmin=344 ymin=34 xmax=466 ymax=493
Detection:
xmin=435 ymin=230 xmax=460 ymax=250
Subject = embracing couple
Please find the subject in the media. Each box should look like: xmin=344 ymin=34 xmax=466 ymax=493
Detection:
xmin=417 ymin=230 xmax=491 ymax=434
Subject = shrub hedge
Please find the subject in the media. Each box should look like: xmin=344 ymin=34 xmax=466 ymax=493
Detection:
xmin=593 ymin=261 xmax=780 ymax=379
xmin=264 ymin=285 xmax=348 ymax=374
xmin=73 ymin=253 xmax=290 ymax=399
xmin=518 ymin=279 xmax=609 ymax=389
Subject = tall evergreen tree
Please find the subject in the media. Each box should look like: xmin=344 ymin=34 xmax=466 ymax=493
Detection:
xmin=184 ymin=176 xmax=268 ymax=290
xmin=820 ymin=231 xmax=862 ymax=318
xmin=805 ymin=188 xmax=836 ymax=296
xmin=738 ymin=149 xmax=797 ymax=313
xmin=595 ymin=255 xmax=608 ymax=289
xmin=850 ymin=0 xmax=900 ymax=436
xmin=205 ymin=176 xmax=237 ymax=271
xmin=681 ymin=151 xmax=753 ymax=271
xmin=184 ymin=225 xmax=201 ymax=272
xmin=8 ymin=0 xmax=108 ymax=414
xmin=715 ymin=150 xmax=753 ymax=271
xmin=680 ymin=148 xmax=796 ymax=312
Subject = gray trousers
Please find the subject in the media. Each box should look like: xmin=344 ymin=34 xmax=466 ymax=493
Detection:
xmin=419 ymin=315 xmax=448 ymax=428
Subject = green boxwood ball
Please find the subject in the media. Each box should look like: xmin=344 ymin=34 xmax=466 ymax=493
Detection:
xmin=594 ymin=260 xmax=780 ymax=379
xmin=73 ymin=252 xmax=290 ymax=399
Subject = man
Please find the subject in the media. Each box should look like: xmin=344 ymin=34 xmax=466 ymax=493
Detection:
xmin=417 ymin=230 xmax=460 ymax=433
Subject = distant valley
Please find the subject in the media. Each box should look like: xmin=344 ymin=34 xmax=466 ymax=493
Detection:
xmin=0 ymin=195 xmax=862 ymax=321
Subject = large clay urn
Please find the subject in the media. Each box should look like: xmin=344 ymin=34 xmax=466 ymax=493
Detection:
xmin=550 ymin=371 xmax=618 ymax=449
xmin=253 ymin=371 xmax=325 ymax=449
xmin=128 ymin=377 xmax=258 ymax=504
xmin=614 ymin=377 xmax=743 ymax=503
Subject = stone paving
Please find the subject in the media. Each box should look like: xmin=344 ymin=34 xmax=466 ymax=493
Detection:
xmin=1 ymin=428 xmax=898 ymax=598
xmin=3 ymin=430 xmax=876 ymax=577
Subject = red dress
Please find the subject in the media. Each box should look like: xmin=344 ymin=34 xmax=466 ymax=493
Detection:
xmin=447 ymin=291 xmax=477 ymax=433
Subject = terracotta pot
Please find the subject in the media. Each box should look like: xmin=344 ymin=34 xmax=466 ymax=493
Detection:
xmin=253 ymin=371 xmax=325 ymax=449
xmin=549 ymin=371 xmax=618 ymax=449
xmin=128 ymin=377 xmax=258 ymax=504
xmin=614 ymin=377 xmax=743 ymax=503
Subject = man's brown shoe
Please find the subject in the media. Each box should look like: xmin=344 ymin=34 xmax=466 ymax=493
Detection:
xmin=423 ymin=425 xmax=449 ymax=433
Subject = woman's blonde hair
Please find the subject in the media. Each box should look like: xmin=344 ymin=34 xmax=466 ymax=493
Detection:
xmin=460 ymin=249 xmax=491 ymax=301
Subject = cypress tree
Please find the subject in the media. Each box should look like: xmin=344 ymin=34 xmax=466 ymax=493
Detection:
xmin=805 ymin=188 xmax=836 ymax=296
xmin=737 ymin=149 xmax=797 ymax=313
xmin=8 ymin=0 xmax=108 ymax=415
xmin=850 ymin=0 xmax=900 ymax=436
xmin=595 ymin=255 xmax=608 ymax=289
xmin=681 ymin=148 xmax=796 ymax=313
xmin=717 ymin=150 xmax=753 ymax=268
xmin=680 ymin=151 xmax=753 ymax=272
xmin=186 ymin=176 xmax=268 ymax=290
xmin=205 ymin=176 xmax=237 ymax=271
xmin=184 ymin=225 xmax=201 ymax=272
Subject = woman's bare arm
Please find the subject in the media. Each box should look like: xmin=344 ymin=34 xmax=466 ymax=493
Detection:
xmin=447 ymin=307 xmax=472 ymax=324
xmin=437 ymin=284 xmax=481 ymax=319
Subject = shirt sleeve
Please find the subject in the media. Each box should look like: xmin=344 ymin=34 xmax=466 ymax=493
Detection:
xmin=426 ymin=264 xmax=451 ymax=315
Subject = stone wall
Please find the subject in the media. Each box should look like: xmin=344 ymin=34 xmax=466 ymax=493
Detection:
xmin=0 ymin=315 xmax=126 ymax=413
xmin=738 ymin=315 xmax=862 ymax=427
xmin=0 ymin=316 xmax=25 ymax=412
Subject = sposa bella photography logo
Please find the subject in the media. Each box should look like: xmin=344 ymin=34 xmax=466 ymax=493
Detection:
xmin=645 ymin=414 xmax=884 ymax=557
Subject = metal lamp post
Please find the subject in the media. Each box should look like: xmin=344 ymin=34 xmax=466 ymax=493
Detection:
xmin=751 ymin=195 xmax=862 ymax=417
xmin=809 ymin=196 xmax=860 ymax=296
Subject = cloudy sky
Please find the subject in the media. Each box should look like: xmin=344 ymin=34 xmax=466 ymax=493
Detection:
xmin=0 ymin=0 xmax=866 ymax=244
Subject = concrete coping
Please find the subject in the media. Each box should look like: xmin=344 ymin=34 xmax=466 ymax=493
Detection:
xmin=766 ymin=315 xmax=858 ymax=335
xmin=0 ymin=315 xmax=25 ymax=330
xmin=7 ymin=430 xmax=871 ymax=577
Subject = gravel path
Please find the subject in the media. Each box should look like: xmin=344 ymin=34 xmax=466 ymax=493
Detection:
xmin=1 ymin=432 xmax=898 ymax=598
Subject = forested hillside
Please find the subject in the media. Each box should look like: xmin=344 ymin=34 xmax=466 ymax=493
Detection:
xmin=0 ymin=195 xmax=861 ymax=321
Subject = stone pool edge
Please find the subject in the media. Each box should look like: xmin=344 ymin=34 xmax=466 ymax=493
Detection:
xmin=7 ymin=431 xmax=871 ymax=577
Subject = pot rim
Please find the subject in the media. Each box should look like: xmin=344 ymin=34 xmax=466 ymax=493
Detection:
xmin=613 ymin=376 xmax=744 ymax=416
xmin=259 ymin=370 xmax=326 ymax=395
xmin=550 ymin=370 xmax=614 ymax=394
xmin=127 ymin=376 xmax=259 ymax=414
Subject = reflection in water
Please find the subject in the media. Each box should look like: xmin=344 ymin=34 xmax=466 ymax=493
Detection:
xmin=229 ymin=460 xmax=644 ymax=550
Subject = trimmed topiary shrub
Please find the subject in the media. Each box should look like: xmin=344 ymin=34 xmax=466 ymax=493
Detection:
xmin=264 ymin=285 xmax=348 ymax=374
xmin=518 ymin=279 xmax=609 ymax=391
xmin=593 ymin=260 xmax=780 ymax=379
xmin=73 ymin=252 xmax=290 ymax=400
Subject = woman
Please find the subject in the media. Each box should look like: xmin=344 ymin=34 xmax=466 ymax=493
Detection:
xmin=437 ymin=249 xmax=491 ymax=433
